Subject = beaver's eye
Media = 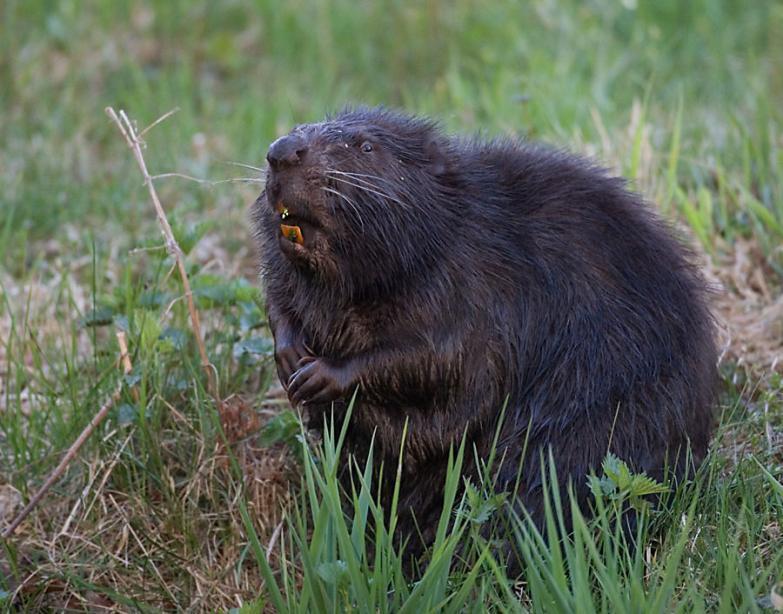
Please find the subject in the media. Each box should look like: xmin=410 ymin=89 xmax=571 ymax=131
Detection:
xmin=361 ymin=141 xmax=373 ymax=153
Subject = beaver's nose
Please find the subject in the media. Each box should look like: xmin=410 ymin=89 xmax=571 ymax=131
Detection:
xmin=266 ymin=135 xmax=307 ymax=170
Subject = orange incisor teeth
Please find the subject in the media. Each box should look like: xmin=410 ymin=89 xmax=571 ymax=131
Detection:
xmin=280 ymin=224 xmax=304 ymax=245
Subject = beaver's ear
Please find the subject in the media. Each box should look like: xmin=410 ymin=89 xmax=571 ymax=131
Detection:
xmin=425 ymin=137 xmax=450 ymax=176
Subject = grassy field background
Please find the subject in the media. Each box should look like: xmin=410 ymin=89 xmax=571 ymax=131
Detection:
xmin=1 ymin=0 xmax=782 ymax=611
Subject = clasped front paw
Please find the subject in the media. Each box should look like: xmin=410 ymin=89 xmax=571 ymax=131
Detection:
xmin=287 ymin=357 xmax=357 ymax=406
xmin=274 ymin=332 xmax=311 ymax=389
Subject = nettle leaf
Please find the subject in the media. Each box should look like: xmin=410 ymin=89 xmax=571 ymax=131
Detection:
xmin=592 ymin=453 xmax=668 ymax=509
xmin=193 ymin=275 xmax=262 ymax=308
xmin=191 ymin=273 xmax=224 ymax=286
xmin=233 ymin=280 xmax=262 ymax=303
xmin=79 ymin=306 xmax=114 ymax=328
xmin=456 ymin=482 xmax=507 ymax=525
xmin=259 ymin=410 xmax=301 ymax=447
xmin=115 ymin=401 xmax=152 ymax=425
xmin=238 ymin=301 xmax=265 ymax=332
xmin=171 ymin=220 xmax=212 ymax=256
xmin=123 ymin=369 xmax=142 ymax=388
xmin=628 ymin=475 xmax=669 ymax=497
xmin=166 ymin=374 xmax=190 ymax=391
xmin=192 ymin=274 xmax=234 ymax=306
xmin=233 ymin=336 xmax=273 ymax=365
xmin=114 ymin=314 xmax=130 ymax=332
xmin=470 ymin=493 xmax=508 ymax=525
xmin=601 ymin=453 xmax=636 ymax=491
xmin=159 ymin=327 xmax=188 ymax=353
xmin=138 ymin=290 xmax=169 ymax=310
xmin=116 ymin=403 xmax=137 ymax=425
xmin=589 ymin=475 xmax=618 ymax=499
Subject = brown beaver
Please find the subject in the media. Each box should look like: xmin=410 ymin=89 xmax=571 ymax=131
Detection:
xmin=251 ymin=106 xmax=717 ymax=568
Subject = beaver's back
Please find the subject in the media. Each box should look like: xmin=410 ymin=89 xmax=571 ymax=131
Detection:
xmin=444 ymin=140 xmax=716 ymax=485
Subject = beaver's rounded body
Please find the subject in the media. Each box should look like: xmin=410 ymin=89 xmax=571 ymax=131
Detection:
xmin=252 ymin=107 xmax=717 ymax=562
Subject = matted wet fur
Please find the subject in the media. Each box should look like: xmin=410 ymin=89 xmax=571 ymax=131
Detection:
xmin=251 ymin=106 xmax=717 ymax=570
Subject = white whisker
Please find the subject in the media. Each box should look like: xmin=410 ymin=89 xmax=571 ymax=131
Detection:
xmin=211 ymin=177 xmax=266 ymax=185
xmin=325 ymin=172 xmax=409 ymax=209
xmin=322 ymin=186 xmax=365 ymax=233
xmin=148 ymin=173 xmax=264 ymax=186
xmin=223 ymin=160 xmax=266 ymax=173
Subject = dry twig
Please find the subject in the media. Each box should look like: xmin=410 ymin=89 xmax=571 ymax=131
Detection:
xmin=104 ymin=106 xmax=219 ymax=400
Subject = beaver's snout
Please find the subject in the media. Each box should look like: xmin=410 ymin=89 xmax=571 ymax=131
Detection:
xmin=266 ymin=134 xmax=308 ymax=171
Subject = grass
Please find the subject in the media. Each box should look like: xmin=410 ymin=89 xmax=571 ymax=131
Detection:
xmin=258 ymin=406 xmax=782 ymax=613
xmin=1 ymin=0 xmax=782 ymax=610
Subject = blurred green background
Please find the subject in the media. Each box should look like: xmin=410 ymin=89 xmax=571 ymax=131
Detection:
xmin=2 ymin=0 xmax=781 ymax=266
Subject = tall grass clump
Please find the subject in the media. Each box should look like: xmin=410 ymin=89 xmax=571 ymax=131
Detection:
xmin=234 ymin=404 xmax=783 ymax=612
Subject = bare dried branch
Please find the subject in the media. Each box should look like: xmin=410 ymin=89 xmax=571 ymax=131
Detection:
xmin=105 ymin=106 xmax=219 ymax=401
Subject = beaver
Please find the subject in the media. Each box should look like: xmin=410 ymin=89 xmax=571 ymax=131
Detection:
xmin=251 ymin=106 xmax=717 ymax=568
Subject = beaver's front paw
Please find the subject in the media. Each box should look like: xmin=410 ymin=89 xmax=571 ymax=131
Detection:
xmin=274 ymin=329 xmax=311 ymax=389
xmin=287 ymin=357 xmax=358 ymax=406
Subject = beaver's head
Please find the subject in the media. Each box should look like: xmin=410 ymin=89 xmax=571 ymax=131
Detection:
xmin=255 ymin=107 xmax=455 ymax=293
